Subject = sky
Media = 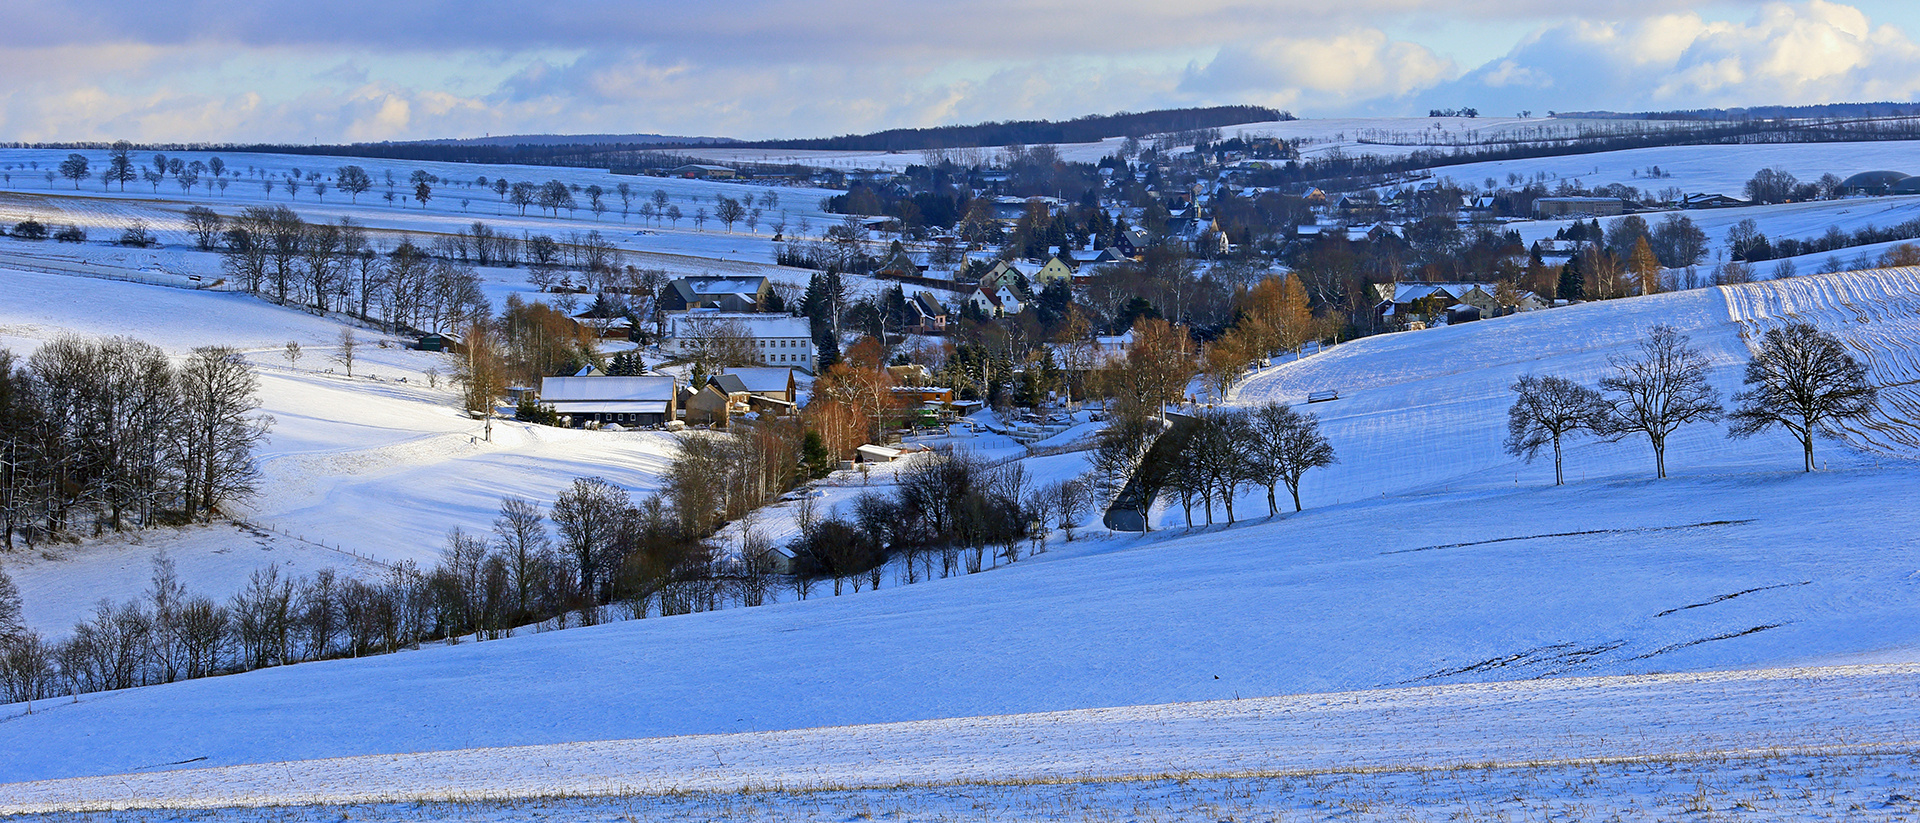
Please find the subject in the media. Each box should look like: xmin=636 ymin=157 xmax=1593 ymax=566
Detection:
xmin=4 ymin=0 xmax=1920 ymax=144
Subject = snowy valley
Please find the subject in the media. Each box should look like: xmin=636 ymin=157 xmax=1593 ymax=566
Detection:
xmin=1 ymin=132 xmax=1919 ymax=821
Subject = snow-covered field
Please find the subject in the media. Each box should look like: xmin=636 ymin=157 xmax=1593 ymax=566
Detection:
xmin=8 ymin=662 xmax=1919 ymax=814
xmin=0 ymin=147 xmax=836 ymax=285
xmin=1429 ymin=140 xmax=1920 ymax=198
xmin=0 ymin=267 xmax=682 ymax=631
xmin=1515 ymin=195 xmax=1920 ymax=265
xmin=2 ymin=261 xmax=1919 ymax=815
xmin=6 ymin=134 xmax=1920 ymax=815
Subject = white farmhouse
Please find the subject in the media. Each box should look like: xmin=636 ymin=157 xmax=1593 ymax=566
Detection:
xmin=663 ymin=311 xmax=817 ymax=372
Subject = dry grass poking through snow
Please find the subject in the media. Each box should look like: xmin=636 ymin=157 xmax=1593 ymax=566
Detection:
xmin=10 ymin=749 xmax=1920 ymax=822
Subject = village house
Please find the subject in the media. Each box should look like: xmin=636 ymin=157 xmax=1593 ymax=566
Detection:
xmin=968 ymin=281 xmax=1029 ymax=317
xmin=1046 ymin=330 xmax=1133 ymax=375
xmin=1372 ymin=282 xmax=1544 ymax=324
xmin=1033 ymin=254 xmax=1079 ymax=286
xmin=905 ymin=292 xmax=948 ymax=334
xmin=660 ymin=276 xmax=772 ymax=313
xmin=718 ymin=366 xmax=800 ymax=404
xmin=711 ymin=368 xmax=800 ymax=415
xmin=974 ymin=259 xmax=1026 ymax=289
xmin=662 ymin=311 xmax=817 ymax=371
xmin=538 ymin=375 xmax=679 ymax=428
xmin=1681 ymin=192 xmax=1750 ymax=209
xmin=680 ymin=382 xmax=738 ymax=427
xmin=1112 ymin=227 xmax=1153 ymax=259
xmin=571 ymin=307 xmax=634 ymax=340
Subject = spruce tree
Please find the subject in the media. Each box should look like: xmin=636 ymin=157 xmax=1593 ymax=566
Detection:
xmin=1558 ymin=252 xmax=1585 ymax=301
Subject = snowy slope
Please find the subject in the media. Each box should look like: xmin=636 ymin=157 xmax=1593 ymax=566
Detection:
xmin=0 ymin=267 xmax=681 ymax=631
xmin=4 ymin=269 xmax=1920 ymax=792
xmin=0 ymin=147 xmax=834 ymax=294
xmin=1428 ymin=140 xmax=1920 ymax=198
xmin=8 ymin=661 xmax=1919 ymax=811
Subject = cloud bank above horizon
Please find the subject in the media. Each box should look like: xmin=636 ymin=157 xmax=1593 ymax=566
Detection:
xmin=4 ymin=0 xmax=1919 ymax=143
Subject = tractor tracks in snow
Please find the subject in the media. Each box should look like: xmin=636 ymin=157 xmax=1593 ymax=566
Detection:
xmin=1380 ymin=519 xmax=1756 ymax=556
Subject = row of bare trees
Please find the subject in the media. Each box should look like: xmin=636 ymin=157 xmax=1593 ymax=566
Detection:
xmin=1505 ymin=323 xmax=1879 ymax=482
xmin=0 ymin=448 xmax=786 ymax=706
xmin=784 ymin=449 xmax=1091 ymax=595
xmin=0 ymin=339 xmax=269 ymax=551
xmin=213 ymin=206 xmax=489 ymax=334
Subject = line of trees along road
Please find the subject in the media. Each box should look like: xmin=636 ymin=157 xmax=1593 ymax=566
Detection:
xmin=1506 ymin=322 xmax=1879 ymax=482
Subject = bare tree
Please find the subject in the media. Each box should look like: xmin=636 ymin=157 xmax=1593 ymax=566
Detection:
xmin=1249 ymin=402 xmax=1336 ymax=513
xmin=1 ymin=628 xmax=54 ymax=709
xmin=57 ymin=153 xmax=89 ymax=189
xmin=734 ymin=528 xmax=777 ymax=607
xmin=716 ymin=196 xmax=746 ymax=231
xmin=1600 ymin=325 xmax=1722 ymax=478
xmin=1504 ymin=374 xmax=1609 ymax=485
xmin=492 ymin=496 xmax=553 ymax=625
xmin=1024 ymin=485 xmax=1056 ymax=555
xmin=0 ymin=567 xmax=21 ymax=642
xmin=1728 ymin=322 xmax=1878 ymax=472
xmin=177 ymin=346 xmax=272 ymax=521
xmin=283 ymin=340 xmax=303 ymax=369
xmin=144 ymin=553 xmax=188 ymax=681
xmin=333 ymin=327 xmax=358 ymax=377
xmin=1053 ymin=477 xmax=1089 ymax=541
xmin=455 ymin=320 xmax=507 ymax=440
xmin=336 ymin=165 xmax=372 ymax=203
xmin=552 ymin=477 xmax=631 ymax=603
xmin=185 ymin=206 xmax=224 ymax=251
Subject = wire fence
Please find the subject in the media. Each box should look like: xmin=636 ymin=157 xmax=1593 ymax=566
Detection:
xmin=3 ymin=257 xmax=239 ymax=292
xmin=236 ymin=519 xmax=398 ymax=573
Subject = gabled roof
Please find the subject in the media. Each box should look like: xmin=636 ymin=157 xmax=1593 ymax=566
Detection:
xmin=674 ymin=276 xmax=767 ymax=297
xmin=721 ymin=367 xmax=796 ymax=393
xmin=708 ymin=374 xmax=750 ymax=394
xmin=912 ymin=291 xmax=947 ymax=317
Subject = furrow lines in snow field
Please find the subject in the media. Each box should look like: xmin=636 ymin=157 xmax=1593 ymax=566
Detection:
xmin=1721 ymin=267 xmax=1920 ymax=459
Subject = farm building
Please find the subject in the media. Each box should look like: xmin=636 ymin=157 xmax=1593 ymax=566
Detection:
xmin=662 ymin=312 xmax=816 ymax=371
xmin=671 ymin=164 xmax=737 ymax=179
xmin=713 ymin=367 xmax=800 ymax=404
xmin=661 ymin=276 xmax=772 ymax=313
xmin=1532 ymin=197 xmax=1625 ymax=218
xmin=538 ymin=375 xmax=679 ymax=428
xmin=414 ymin=333 xmax=463 ymax=353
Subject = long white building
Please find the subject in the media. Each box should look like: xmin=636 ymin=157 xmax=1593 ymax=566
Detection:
xmin=662 ymin=311 xmax=817 ymax=372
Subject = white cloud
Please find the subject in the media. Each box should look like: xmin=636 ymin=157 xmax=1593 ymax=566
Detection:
xmin=0 ymin=1 xmax=1913 ymax=142
xmin=1181 ymin=28 xmax=1459 ymax=111
xmin=1432 ymin=1 xmax=1920 ymax=114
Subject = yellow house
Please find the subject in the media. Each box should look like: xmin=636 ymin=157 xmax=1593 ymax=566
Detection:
xmin=1034 ymin=255 xmax=1079 ymax=286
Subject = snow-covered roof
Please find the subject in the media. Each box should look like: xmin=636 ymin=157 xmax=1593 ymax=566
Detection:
xmin=722 ymin=367 xmax=796 ymax=393
xmin=680 ymin=276 xmax=766 ymax=295
xmin=539 ymin=376 xmax=677 ymax=403
xmin=543 ymin=401 xmax=671 ymax=415
xmin=665 ymin=312 xmax=811 ymax=339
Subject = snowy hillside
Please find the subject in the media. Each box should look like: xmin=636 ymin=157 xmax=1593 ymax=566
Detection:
xmin=0 ymin=147 xmax=833 ymax=289
xmin=4 ymin=267 xmax=1919 ymax=803
xmin=0 ymin=267 xmax=681 ymax=632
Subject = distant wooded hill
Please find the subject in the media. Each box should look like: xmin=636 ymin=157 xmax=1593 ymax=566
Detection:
xmin=394 ymin=133 xmax=739 ymax=148
xmin=8 ymin=105 xmax=1289 ymax=167
xmin=731 ymin=106 xmax=1292 ymax=152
